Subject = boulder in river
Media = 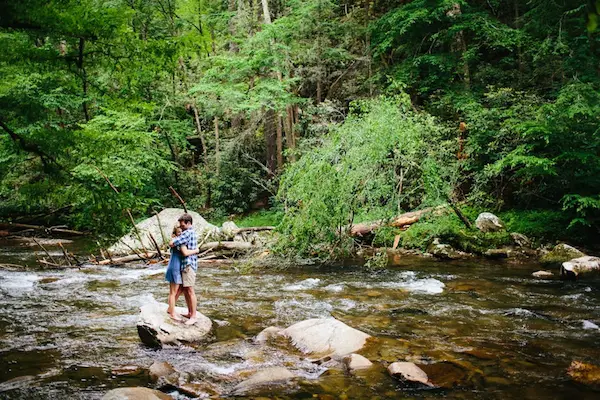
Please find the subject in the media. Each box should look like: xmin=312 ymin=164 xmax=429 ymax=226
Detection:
xmin=148 ymin=361 xmax=178 ymax=384
xmin=560 ymin=256 xmax=600 ymax=279
xmin=231 ymin=367 xmax=295 ymax=396
xmin=282 ymin=318 xmax=371 ymax=358
xmin=475 ymin=212 xmax=505 ymax=233
xmin=388 ymin=362 xmax=433 ymax=387
xmin=102 ymin=387 xmax=171 ymax=400
xmin=343 ymin=354 xmax=373 ymax=372
xmin=137 ymin=300 xmax=213 ymax=348
xmin=541 ymin=243 xmax=585 ymax=266
xmin=108 ymin=208 xmax=219 ymax=255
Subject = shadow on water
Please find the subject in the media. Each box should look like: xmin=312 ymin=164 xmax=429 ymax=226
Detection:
xmin=1 ymin=237 xmax=600 ymax=399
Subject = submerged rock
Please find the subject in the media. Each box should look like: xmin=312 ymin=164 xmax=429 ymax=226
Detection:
xmin=102 ymin=387 xmax=171 ymax=400
xmin=387 ymin=362 xmax=433 ymax=387
xmin=178 ymin=381 xmax=219 ymax=398
xmin=343 ymin=354 xmax=373 ymax=372
xmin=282 ymin=318 xmax=371 ymax=357
xmin=475 ymin=213 xmax=505 ymax=233
xmin=567 ymin=361 xmax=600 ymax=388
xmin=561 ymin=256 xmax=600 ymax=279
xmin=110 ymin=365 xmax=144 ymax=376
xmin=231 ymin=367 xmax=295 ymax=395
xmin=419 ymin=361 xmax=471 ymax=388
xmin=108 ymin=208 xmax=218 ymax=255
xmin=541 ymin=243 xmax=585 ymax=266
xmin=255 ymin=326 xmax=284 ymax=344
xmin=532 ymin=270 xmax=554 ymax=279
xmin=136 ymin=300 xmax=213 ymax=348
xmin=148 ymin=361 xmax=178 ymax=384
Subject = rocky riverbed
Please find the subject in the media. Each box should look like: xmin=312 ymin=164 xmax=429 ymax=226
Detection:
xmin=1 ymin=237 xmax=600 ymax=399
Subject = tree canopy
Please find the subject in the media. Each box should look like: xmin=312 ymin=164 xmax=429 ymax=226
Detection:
xmin=1 ymin=0 xmax=598 ymax=247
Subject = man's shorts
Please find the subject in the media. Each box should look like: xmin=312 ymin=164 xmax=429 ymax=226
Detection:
xmin=182 ymin=265 xmax=196 ymax=287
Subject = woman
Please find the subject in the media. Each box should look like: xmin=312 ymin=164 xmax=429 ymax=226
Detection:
xmin=165 ymin=226 xmax=199 ymax=321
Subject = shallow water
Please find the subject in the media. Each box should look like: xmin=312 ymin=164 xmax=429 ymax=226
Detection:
xmin=1 ymin=238 xmax=599 ymax=399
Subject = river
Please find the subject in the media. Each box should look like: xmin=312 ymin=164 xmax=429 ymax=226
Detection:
xmin=1 ymin=237 xmax=599 ymax=399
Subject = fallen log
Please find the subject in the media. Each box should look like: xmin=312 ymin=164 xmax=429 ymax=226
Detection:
xmin=0 ymin=263 xmax=24 ymax=270
xmin=350 ymin=208 xmax=434 ymax=237
xmin=97 ymin=251 xmax=158 ymax=265
xmin=199 ymin=241 xmax=254 ymax=252
xmin=38 ymin=259 xmax=65 ymax=268
xmin=197 ymin=259 xmax=236 ymax=264
xmin=0 ymin=222 xmax=84 ymax=236
xmin=232 ymin=226 xmax=275 ymax=234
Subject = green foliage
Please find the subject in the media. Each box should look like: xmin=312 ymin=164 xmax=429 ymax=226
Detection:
xmin=498 ymin=209 xmax=573 ymax=243
xmin=1 ymin=0 xmax=599 ymax=253
xmin=453 ymin=84 xmax=600 ymax=233
xmin=276 ymin=96 xmax=457 ymax=258
xmin=233 ymin=210 xmax=283 ymax=228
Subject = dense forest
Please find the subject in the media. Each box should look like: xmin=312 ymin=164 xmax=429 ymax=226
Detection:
xmin=1 ymin=0 xmax=599 ymax=256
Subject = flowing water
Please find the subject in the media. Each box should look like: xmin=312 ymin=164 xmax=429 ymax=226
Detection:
xmin=1 ymin=237 xmax=599 ymax=399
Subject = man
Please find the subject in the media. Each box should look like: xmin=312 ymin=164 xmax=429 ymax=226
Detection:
xmin=169 ymin=213 xmax=199 ymax=325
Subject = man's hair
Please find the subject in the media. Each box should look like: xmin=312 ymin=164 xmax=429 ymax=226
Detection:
xmin=178 ymin=213 xmax=193 ymax=224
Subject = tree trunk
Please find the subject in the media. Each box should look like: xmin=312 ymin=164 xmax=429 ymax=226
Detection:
xmin=192 ymin=106 xmax=209 ymax=167
xmin=264 ymin=109 xmax=277 ymax=176
xmin=350 ymin=207 xmax=442 ymax=237
xmin=282 ymin=106 xmax=298 ymax=163
xmin=447 ymin=4 xmax=470 ymax=88
xmin=214 ymin=116 xmax=220 ymax=176
xmin=276 ymin=114 xmax=283 ymax=170
xmin=192 ymin=105 xmax=211 ymax=207
xmin=261 ymin=0 xmax=272 ymax=24
xmin=200 ymin=241 xmax=253 ymax=252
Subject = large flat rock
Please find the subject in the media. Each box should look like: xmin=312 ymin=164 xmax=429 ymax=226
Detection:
xmin=231 ymin=367 xmax=295 ymax=396
xmin=561 ymin=256 xmax=600 ymax=279
xmin=137 ymin=300 xmax=213 ymax=348
xmin=281 ymin=318 xmax=371 ymax=357
xmin=108 ymin=208 xmax=218 ymax=255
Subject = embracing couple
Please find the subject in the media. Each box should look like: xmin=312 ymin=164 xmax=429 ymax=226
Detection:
xmin=164 ymin=213 xmax=200 ymax=325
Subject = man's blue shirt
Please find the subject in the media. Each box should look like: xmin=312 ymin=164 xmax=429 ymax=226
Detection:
xmin=172 ymin=227 xmax=198 ymax=271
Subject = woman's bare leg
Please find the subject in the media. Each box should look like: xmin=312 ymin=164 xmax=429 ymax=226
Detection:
xmin=174 ymin=286 xmax=191 ymax=318
xmin=168 ymin=283 xmax=183 ymax=320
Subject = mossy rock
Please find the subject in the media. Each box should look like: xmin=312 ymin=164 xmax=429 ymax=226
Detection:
xmin=540 ymin=243 xmax=585 ymax=266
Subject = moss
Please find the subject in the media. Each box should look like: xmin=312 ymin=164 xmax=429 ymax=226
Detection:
xmin=540 ymin=243 xmax=585 ymax=265
xmin=374 ymin=209 xmax=513 ymax=254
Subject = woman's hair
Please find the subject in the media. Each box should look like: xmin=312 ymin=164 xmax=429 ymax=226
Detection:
xmin=172 ymin=225 xmax=182 ymax=236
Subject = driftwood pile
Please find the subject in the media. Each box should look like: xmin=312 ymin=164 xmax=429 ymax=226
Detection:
xmin=0 ymin=222 xmax=84 ymax=238
xmin=91 ymin=224 xmax=275 ymax=267
xmin=0 ymin=221 xmax=85 ymax=268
